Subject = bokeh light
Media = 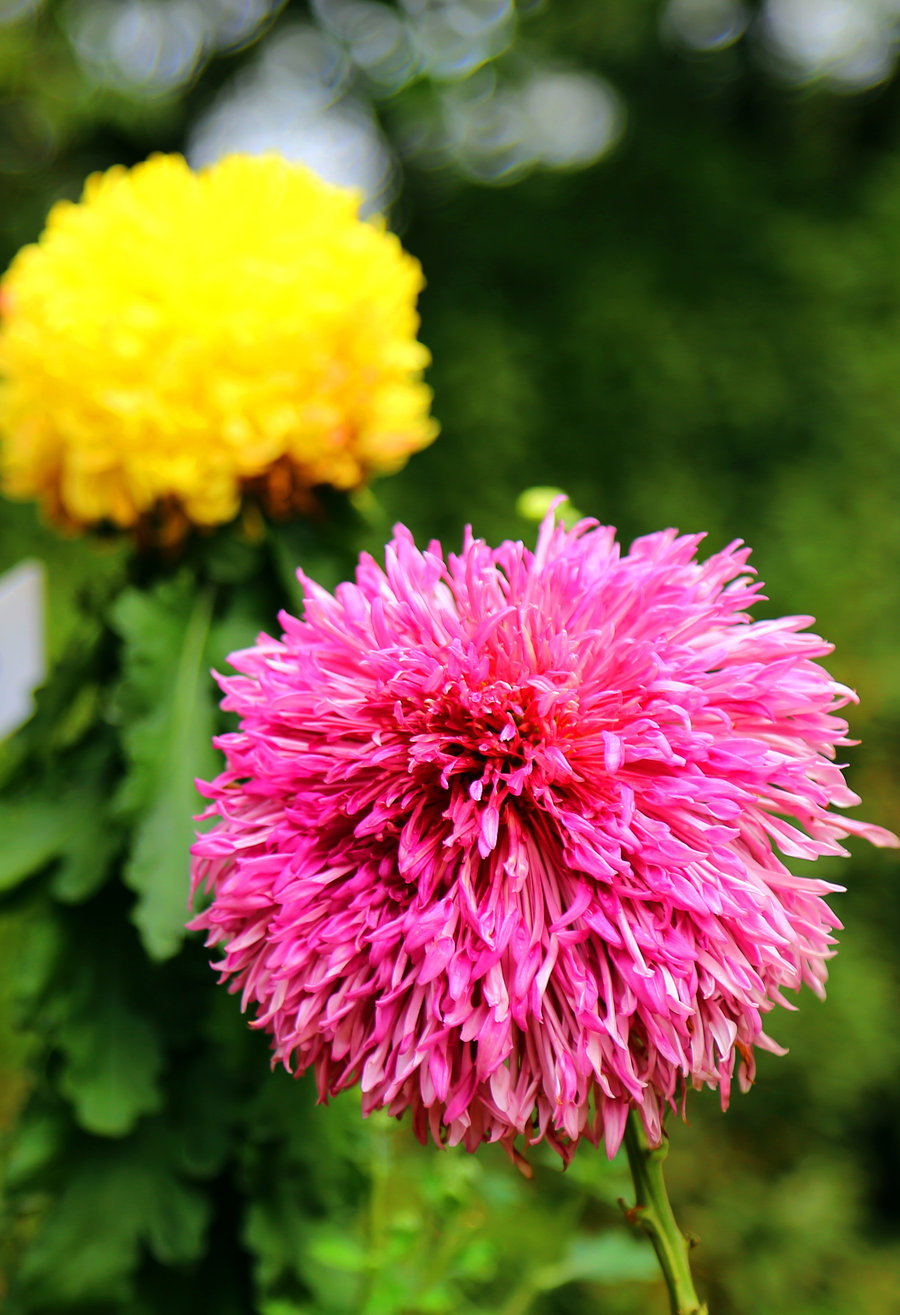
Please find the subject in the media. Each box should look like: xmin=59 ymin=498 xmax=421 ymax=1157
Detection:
xmin=63 ymin=0 xmax=286 ymax=98
xmin=312 ymin=0 xmax=419 ymax=90
xmin=0 ymin=0 xmax=43 ymax=24
xmin=188 ymin=23 xmax=396 ymax=210
xmin=662 ymin=0 xmax=750 ymax=53
xmin=762 ymin=0 xmax=900 ymax=90
xmin=56 ymin=0 xmax=626 ymax=203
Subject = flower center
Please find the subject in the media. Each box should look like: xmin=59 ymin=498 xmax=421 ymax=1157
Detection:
xmin=408 ymin=672 xmax=579 ymax=800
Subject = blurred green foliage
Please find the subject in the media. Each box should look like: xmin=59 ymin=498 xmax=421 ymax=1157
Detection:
xmin=2 ymin=1 xmax=900 ymax=1313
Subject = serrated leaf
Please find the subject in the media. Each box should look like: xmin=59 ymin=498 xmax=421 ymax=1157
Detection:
xmin=244 ymin=1195 xmax=310 ymax=1293
xmin=49 ymin=810 xmax=120 ymax=903
xmin=57 ymin=993 xmax=164 ymax=1137
xmin=144 ymin=1170 xmax=212 ymax=1265
xmin=26 ymin=625 xmax=108 ymax=759
xmin=9 ymin=908 xmax=64 ymax=1011
xmin=111 ymin=574 xmax=218 ymax=960
xmin=0 ymin=762 xmax=119 ymax=900
xmin=0 ymin=798 xmax=65 ymax=892
xmin=2 ymin=1108 xmax=66 ymax=1189
xmin=11 ymin=1131 xmax=210 ymax=1308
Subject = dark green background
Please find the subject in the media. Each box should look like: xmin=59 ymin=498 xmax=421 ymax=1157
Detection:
xmin=1 ymin=2 xmax=899 ymax=1312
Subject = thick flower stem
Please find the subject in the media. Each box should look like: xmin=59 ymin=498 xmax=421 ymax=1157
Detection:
xmin=623 ymin=1112 xmax=708 ymax=1315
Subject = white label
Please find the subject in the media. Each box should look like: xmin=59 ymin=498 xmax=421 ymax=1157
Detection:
xmin=0 ymin=560 xmax=46 ymax=740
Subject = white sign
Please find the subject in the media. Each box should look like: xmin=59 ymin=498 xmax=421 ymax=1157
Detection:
xmin=0 ymin=560 xmax=46 ymax=740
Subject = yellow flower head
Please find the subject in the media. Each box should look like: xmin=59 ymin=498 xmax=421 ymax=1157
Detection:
xmin=0 ymin=153 xmax=437 ymax=535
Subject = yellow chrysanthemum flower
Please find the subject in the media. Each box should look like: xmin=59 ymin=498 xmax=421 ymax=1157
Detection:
xmin=0 ymin=153 xmax=437 ymax=535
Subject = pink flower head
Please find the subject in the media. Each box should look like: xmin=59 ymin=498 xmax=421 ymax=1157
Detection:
xmin=190 ymin=513 xmax=896 ymax=1164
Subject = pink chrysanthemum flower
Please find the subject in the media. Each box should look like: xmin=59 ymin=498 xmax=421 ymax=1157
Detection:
xmin=190 ymin=513 xmax=896 ymax=1164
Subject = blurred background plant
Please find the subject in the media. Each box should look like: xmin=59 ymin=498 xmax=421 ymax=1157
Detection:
xmin=1 ymin=1 xmax=900 ymax=1313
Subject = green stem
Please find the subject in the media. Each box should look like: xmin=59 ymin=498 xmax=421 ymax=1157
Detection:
xmin=623 ymin=1112 xmax=708 ymax=1315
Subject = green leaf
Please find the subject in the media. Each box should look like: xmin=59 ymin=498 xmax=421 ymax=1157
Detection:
xmin=192 ymin=525 xmax=266 ymax=585
xmin=204 ymin=595 xmax=265 ymax=678
xmin=49 ymin=807 xmax=121 ymax=903
xmin=23 ymin=627 xmax=107 ymax=759
xmin=362 ymin=1266 xmax=419 ymax=1315
xmin=144 ymin=1170 xmax=212 ymax=1265
xmin=11 ymin=1131 xmax=211 ymax=1308
xmin=244 ymin=1195 xmax=310 ymax=1296
xmin=267 ymin=517 xmax=360 ymax=613
xmin=0 ymin=797 xmax=66 ymax=893
xmin=111 ymin=574 xmax=218 ymax=960
xmin=260 ymin=1303 xmax=315 ymax=1315
xmin=2 ymin=1107 xmax=67 ymax=1189
xmin=57 ymin=993 xmax=164 ymax=1137
xmin=0 ymin=761 xmax=120 ymax=901
xmin=9 ymin=908 xmax=64 ymax=1013
xmin=307 ymin=1229 xmax=369 ymax=1274
xmin=160 ymin=1053 xmax=237 ymax=1180
xmin=535 ymin=1230 xmax=658 ymax=1290
xmin=0 ymin=499 xmax=128 ymax=666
